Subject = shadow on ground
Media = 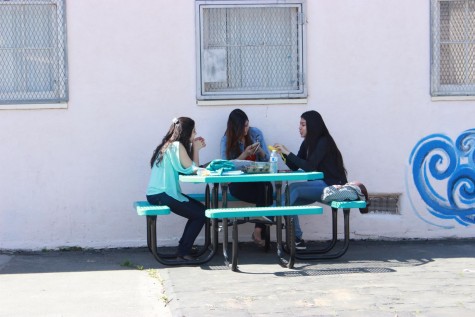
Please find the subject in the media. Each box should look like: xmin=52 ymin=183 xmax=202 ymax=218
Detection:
xmin=1 ymin=239 xmax=474 ymax=276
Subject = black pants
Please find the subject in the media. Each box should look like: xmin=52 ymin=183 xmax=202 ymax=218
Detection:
xmin=146 ymin=193 xmax=206 ymax=256
xmin=229 ymin=181 xmax=273 ymax=230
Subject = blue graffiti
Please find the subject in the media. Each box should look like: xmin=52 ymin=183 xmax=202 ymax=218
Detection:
xmin=409 ymin=129 xmax=475 ymax=226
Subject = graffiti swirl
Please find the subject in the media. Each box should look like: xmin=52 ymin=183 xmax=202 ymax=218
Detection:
xmin=409 ymin=130 xmax=475 ymax=226
xmin=456 ymin=128 xmax=475 ymax=167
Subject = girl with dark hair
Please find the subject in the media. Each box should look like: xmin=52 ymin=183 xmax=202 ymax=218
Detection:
xmin=146 ymin=117 xmax=207 ymax=260
xmin=274 ymin=110 xmax=347 ymax=250
xmin=220 ymin=109 xmax=273 ymax=246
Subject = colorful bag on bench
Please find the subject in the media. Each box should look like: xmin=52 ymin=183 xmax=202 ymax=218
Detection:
xmin=321 ymin=181 xmax=370 ymax=213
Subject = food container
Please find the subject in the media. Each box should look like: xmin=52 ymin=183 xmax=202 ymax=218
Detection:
xmin=243 ymin=162 xmax=271 ymax=174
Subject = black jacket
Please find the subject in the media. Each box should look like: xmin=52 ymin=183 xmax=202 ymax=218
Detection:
xmin=284 ymin=136 xmax=347 ymax=186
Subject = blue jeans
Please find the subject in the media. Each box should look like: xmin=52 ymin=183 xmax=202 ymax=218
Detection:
xmin=286 ymin=180 xmax=328 ymax=240
xmin=146 ymin=193 xmax=206 ymax=257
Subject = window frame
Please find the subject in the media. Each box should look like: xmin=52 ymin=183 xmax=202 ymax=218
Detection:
xmin=430 ymin=0 xmax=475 ymax=97
xmin=0 ymin=0 xmax=68 ymax=105
xmin=195 ymin=0 xmax=307 ymax=102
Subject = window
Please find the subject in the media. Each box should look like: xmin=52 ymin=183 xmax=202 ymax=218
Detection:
xmin=431 ymin=0 xmax=475 ymax=96
xmin=0 ymin=0 xmax=68 ymax=105
xmin=195 ymin=0 xmax=306 ymax=101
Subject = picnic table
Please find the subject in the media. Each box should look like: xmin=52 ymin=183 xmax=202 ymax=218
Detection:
xmin=179 ymin=171 xmax=324 ymax=271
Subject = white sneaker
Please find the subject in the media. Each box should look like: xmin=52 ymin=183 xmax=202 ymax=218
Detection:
xmin=295 ymin=238 xmax=307 ymax=250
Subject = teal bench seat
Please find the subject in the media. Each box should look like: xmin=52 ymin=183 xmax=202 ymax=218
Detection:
xmin=134 ymin=201 xmax=216 ymax=266
xmin=293 ymin=200 xmax=367 ymax=260
xmin=205 ymin=205 xmax=323 ymax=271
xmin=329 ymin=200 xmax=367 ymax=209
xmin=206 ymin=205 xmax=322 ymax=218
xmin=134 ymin=201 xmax=171 ymax=216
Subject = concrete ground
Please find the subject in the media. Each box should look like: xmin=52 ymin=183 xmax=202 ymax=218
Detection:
xmin=1 ymin=239 xmax=475 ymax=317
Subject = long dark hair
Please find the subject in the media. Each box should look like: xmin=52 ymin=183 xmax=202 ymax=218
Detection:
xmin=301 ymin=110 xmax=347 ymax=176
xmin=150 ymin=117 xmax=195 ymax=168
xmin=224 ymin=109 xmax=252 ymax=159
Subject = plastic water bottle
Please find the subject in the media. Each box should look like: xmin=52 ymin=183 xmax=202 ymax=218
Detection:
xmin=269 ymin=150 xmax=278 ymax=173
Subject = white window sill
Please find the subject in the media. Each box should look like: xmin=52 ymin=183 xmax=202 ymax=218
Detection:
xmin=431 ymin=96 xmax=475 ymax=102
xmin=0 ymin=103 xmax=68 ymax=110
xmin=197 ymin=98 xmax=308 ymax=106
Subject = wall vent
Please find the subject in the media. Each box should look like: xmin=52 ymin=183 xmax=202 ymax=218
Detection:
xmin=368 ymin=194 xmax=400 ymax=214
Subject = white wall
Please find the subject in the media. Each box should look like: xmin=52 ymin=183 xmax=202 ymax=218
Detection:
xmin=1 ymin=0 xmax=474 ymax=250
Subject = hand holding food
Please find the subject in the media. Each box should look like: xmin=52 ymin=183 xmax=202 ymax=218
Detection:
xmin=244 ymin=143 xmax=255 ymax=156
xmin=252 ymin=142 xmax=261 ymax=154
xmin=269 ymin=144 xmax=287 ymax=161
xmin=246 ymin=142 xmax=258 ymax=155
xmin=193 ymin=137 xmax=206 ymax=150
xmin=273 ymin=143 xmax=290 ymax=156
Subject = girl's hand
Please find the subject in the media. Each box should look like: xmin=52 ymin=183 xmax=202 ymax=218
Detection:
xmin=256 ymin=145 xmax=265 ymax=158
xmin=244 ymin=144 xmax=253 ymax=156
xmin=273 ymin=143 xmax=290 ymax=155
xmin=245 ymin=142 xmax=259 ymax=156
xmin=193 ymin=137 xmax=206 ymax=151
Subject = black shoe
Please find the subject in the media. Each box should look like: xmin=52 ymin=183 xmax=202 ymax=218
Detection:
xmin=189 ymin=246 xmax=200 ymax=255
xmin=295 ymin=238 xmax=307 ymax=250
xmin=176 ymin=255 xmax=195 ymax=261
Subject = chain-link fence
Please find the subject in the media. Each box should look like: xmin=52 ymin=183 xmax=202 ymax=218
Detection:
xmin=0 ymin=0 xmax=68 ymax=104
xmin=431 ymin=0 xmax=475 ymax=96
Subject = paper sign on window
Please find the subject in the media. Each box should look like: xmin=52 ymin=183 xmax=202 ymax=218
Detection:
xmin=203 ymin=48 xmax=226 ymax=83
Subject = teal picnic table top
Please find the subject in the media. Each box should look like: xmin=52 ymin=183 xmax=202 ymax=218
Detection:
xmin=179 ymin=171 xmax=323 ymax=184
